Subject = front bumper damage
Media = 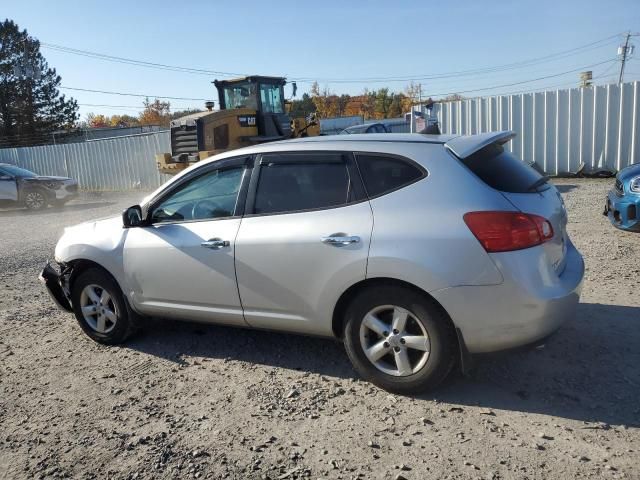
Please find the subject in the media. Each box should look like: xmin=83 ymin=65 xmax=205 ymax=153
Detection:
xmin=604 ymin=189 xmax=640 ymax=232
xmin=39 ymin=262 xmax=73 ymax=312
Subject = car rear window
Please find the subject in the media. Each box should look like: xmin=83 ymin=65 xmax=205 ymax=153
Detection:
xmin=355 ymin=154 xmax=424 ymax=198
xmin=459 ymin=143 xmax=545 ymax=193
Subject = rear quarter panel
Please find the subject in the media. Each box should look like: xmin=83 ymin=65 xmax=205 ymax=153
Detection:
xmin=366 ymin=144 xmax=515 ymax=291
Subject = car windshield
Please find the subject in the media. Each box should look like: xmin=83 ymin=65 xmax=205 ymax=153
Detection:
xmin=223 ymin=82 xmax=258 ymax=110
xmin=0 ymin=165 xmax=37 ymax=177
xmin=343 ymin=125 xmax=367 ymax=134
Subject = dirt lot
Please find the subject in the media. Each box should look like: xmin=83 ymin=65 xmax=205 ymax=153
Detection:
xmin=0 ymin=180 xmax=638 ymax=480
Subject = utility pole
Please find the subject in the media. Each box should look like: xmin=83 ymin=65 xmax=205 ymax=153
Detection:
xmin=618 ymin=32 xmax=633 ymax=85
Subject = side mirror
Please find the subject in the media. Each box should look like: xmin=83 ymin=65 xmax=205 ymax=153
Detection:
xmin=122 ymin=205 xmax=144 ymax=228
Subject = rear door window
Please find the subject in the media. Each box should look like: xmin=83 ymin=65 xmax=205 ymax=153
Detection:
xmin=459 ymin=143 xmax=546 ymax=193
xmin=253 ymin=153 xmax=355 ymax=214
xmin=355 ymin=153 xmax=425 ymax=198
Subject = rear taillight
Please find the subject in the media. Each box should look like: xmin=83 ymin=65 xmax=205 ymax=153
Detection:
xmin=463 ymin=211 xmax=554 ymax=253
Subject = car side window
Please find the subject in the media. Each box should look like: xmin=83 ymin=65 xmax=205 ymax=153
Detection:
xmin=151 ymin=167 xmax=244 ymax=223
xmin=253 ymin=153 xmax=352 ymax=215
xmin=355 ymin=154 xmax=425 ymax=198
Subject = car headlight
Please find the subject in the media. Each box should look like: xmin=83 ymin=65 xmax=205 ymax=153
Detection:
xmin=630 ymin=176 xmax=640 ymax=193
xmin=45 ymin=180 xmax=63 ymax=189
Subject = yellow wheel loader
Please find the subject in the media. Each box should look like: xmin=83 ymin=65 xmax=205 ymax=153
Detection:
xmin=157 ymin=76 xmax=319 ymax=174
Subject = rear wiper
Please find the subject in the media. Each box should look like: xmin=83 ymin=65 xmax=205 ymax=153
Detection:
xmin=527 ymin=176 xmax=549 ymax=192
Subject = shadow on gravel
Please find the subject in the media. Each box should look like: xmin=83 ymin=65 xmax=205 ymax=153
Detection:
xmin=555 ymin=184 xmax=579 ymax=193
xmin=427 ymin=302 xmax=640 ymax=427
xmin=125 ymin=302 xmax=640 ymax=427
xmin=0 ymin=201 xmax=116 ymax=217
xmin=127 ymin=319 xmax=355 ymax=378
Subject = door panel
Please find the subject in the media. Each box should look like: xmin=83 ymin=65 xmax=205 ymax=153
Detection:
xmin=123 ymin=219 xmax=245 ymax=325
xmin=0 ymin=175 xmax=17 ymax=201
xmin=235 ymin=201 xmax=373 ymax=336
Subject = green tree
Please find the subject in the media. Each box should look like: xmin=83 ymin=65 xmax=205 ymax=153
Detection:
xmin=388 ymin=93 xmax=406 ymax=118
xmin=288 ymin=93 xmax=316 ymax=118
xmin=0 ymin=19 xmax=78 ymax=147
xmin=374 ymin=88 xmax=393 ymax=118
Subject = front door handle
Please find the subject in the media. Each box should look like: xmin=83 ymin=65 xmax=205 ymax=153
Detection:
xmin=321 ymin=235 xmax=360 ymax=246
xmin=201 ymin=238 xmax=230 ymax=249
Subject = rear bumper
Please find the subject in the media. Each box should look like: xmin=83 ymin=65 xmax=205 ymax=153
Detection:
xmin=605 ymin=190 xmax=640 ymax=232
xmin=39 ymin=263 xmax=73 ymax=312
xmin=432 ymin=240 xmax=584 ymax=354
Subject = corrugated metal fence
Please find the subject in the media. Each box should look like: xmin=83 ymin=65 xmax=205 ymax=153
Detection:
xmin=432 ymin=81 xmax=640 ymax=174
xmin=0 ymin=131 xmax=173 ymax=190
xmin=0 ymin=82 xmax=638 ymax=190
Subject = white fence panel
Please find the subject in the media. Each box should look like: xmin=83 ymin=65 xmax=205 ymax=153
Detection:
xmin=0 ymin=131 xmax=172 ymax=191
xmin=432 ymin=81 xmax=640 ymax=174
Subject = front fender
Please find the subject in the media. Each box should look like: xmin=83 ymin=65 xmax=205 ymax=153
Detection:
xmin=54 ymin=216 xmax=128 ymax=289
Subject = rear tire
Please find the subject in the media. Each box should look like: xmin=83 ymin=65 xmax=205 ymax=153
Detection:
xmin=343 ymin=285 xmax=456 ymax=394
xmin=71 ymin=268 xmax=135 ymax=344
xmin=23 ymin=189 xmax=48 ymax=210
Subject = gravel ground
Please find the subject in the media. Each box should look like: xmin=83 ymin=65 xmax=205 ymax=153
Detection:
xmin=0 ymin=180 xmax=638 ymax=480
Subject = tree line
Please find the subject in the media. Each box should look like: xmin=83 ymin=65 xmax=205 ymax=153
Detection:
xmin=84 ymin=99 xmax=199 ymax=129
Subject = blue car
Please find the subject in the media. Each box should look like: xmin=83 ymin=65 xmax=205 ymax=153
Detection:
xmin=604 ymin=163 xmax=640 ymax=232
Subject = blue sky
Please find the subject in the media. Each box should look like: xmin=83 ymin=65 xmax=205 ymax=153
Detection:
xmin=4 ymin=0 xmax=639 ymax=119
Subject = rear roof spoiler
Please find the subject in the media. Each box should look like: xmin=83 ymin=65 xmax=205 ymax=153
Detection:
xmin=444 ymin=130 xmax=516 ymax=159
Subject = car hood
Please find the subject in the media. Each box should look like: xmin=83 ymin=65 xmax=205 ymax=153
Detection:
xmin=617 ymin=163 xmax=640 ymax=183
xmin=64 ymin=215 xmax=123 ymax=235
xmin=22 ymin=175 xmax=74 ymax=182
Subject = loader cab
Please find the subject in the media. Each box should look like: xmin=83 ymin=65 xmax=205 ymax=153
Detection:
xmin=214 ymin=76 xmax=292 ymax=140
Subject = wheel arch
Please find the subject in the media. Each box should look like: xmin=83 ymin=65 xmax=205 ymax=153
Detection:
xmin=19 ymin=183 xmax=51 ymax=202
xmin=66 ymin=258 xmax=143 ymax=325
xmin=67 ymin=259 xmax=120 ymax=293
xmin=331 ymin=276 xmax=470 ymax=371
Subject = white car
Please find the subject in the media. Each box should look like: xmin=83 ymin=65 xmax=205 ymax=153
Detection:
xmin=41 ymin=132 xmax=584 ymax=392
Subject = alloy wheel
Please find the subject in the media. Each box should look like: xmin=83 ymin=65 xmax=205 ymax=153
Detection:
xmin=25 ymin=192 xmax=45 ymax=209
xmin=79 ymin=284 xmax=118 ymax=334
xmin=359 ymin=305 xmax=431 ymax=377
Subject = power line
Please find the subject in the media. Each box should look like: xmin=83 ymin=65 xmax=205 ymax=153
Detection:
xmin=423 ymin=58 xmax=616 ymax=98
xmin=42 ymin=43 xmax=246 ymax=77
xmin=293 ymin=34 xmax=623 ymax=83
xmin=61 ymin=59 xmax=615 ymax=104
xmin=42 ymin=33 xmax=622 ymax=84
xmin=60 ymin=86 xmax=211 ymax=101
xmin=78 ymin=102 xmax=201 ymax=110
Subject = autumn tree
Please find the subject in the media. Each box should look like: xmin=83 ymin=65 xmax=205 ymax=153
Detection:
xmin=86 ymin=113 xmax=109 ymax=128
xmin=0 ymin=19 xmax=78 ymax=147
xmin=139 ymin=97 xmax=171 ymax=127
xmin=109 ymin=114 xmax=139 ymax=127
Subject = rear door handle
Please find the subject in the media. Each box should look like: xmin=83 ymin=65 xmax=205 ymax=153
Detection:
xmin=201 ymin=238 xmax=230 ymax=249
xmin=321 ymin=235 xmax=360 ymax=246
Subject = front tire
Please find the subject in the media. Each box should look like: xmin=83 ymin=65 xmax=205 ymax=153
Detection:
xmin=71 ymin=268 xmax=134 ymax=344
xmin=343 ymin=285 xmax=456 ymax=394
xmin=23 ymin=190 xmax=48 ymax=210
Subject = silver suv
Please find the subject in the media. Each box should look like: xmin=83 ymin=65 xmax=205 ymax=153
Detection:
xmin=40 ymin=132 xmax=584 ymax=393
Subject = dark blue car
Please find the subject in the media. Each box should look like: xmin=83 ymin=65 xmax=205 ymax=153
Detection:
xmin=605 ymin=163 xmax=640 ymax=232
